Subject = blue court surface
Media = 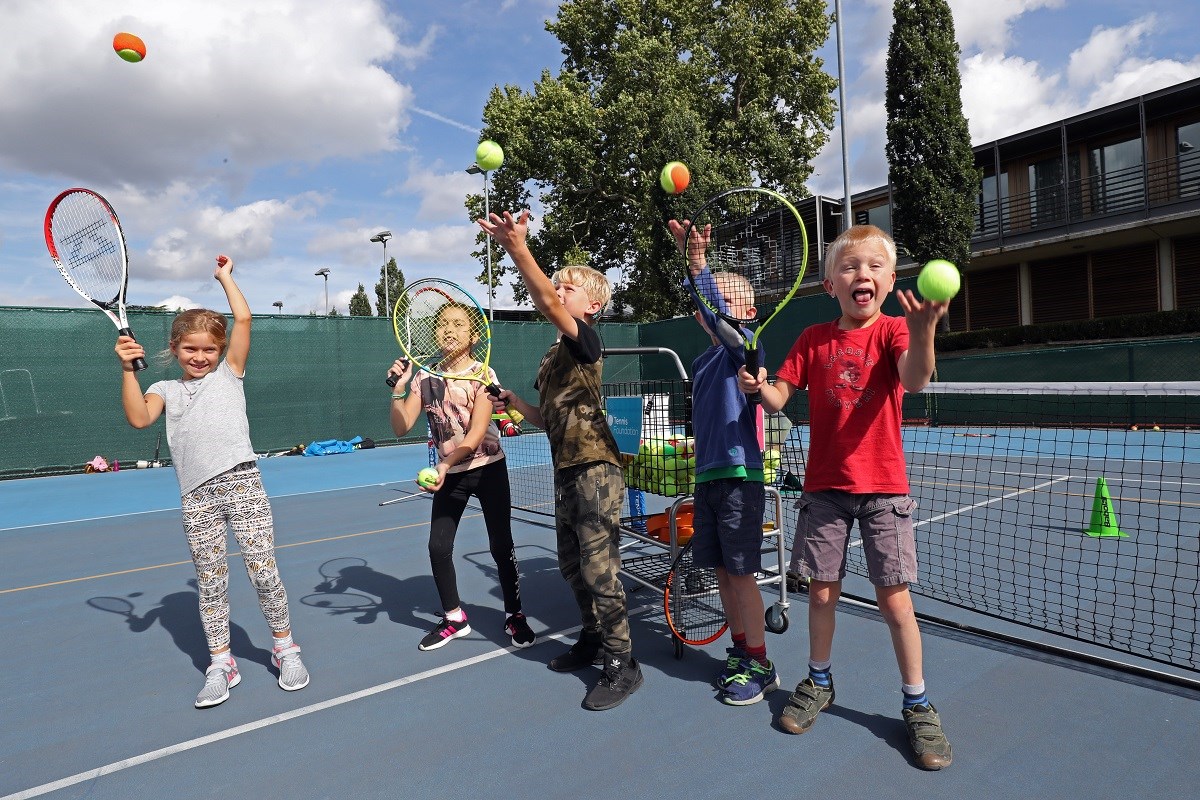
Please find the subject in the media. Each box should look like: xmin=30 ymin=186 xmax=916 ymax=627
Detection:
xmin=2 ymin=444 xmax=1198 ymax=800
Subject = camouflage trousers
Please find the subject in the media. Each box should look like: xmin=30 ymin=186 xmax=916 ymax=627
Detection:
xmin=182 ymin=463 xmax=291 ymax=652
xmin=554 ymin=461 xmax=631 ymax=656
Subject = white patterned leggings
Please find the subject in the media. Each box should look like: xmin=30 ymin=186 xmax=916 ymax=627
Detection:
xmin=181 ymin=463 xmax=291 ymax=652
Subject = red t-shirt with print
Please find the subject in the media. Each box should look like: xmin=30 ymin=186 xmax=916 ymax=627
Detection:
xmin=775 ymin=315 xmax=911 ymax=494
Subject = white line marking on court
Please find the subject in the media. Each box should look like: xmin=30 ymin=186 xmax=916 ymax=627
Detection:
xmin=2 ymin=604 xmax=660 ymax=800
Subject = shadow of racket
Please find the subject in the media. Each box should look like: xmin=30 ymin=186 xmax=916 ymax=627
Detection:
xmin=87 ymin=592 xmax=143 ymax=618
xmin=314 ymin=557 xmax=367 ymax=592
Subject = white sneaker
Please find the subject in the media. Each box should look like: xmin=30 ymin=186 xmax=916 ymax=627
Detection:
xmin=272 ymin=643 xmax=310 ymax=691
xmin=195 ymin=659 xmax=240 ymax=708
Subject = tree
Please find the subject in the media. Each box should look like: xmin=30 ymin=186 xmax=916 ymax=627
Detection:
xmin=472 ymin=0 xmax=836 ymax=320
xmin=374 ymin=257 xmax=405 ymax=316
xmin=349 ymin=283 xmax=373 ymax=316
xmin=884 ymin=0 xmax=978 ymax=279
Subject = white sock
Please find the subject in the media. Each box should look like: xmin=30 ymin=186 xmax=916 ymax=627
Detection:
xmin=273 ymin=633 xmax=294 ymax=650
xmin=211 ymin=651 xmax=234 ymax=666
xmin=445 ymin=608 xmax=466 ymax=623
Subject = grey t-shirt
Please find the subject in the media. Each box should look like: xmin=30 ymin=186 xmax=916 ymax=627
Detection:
xmin=146 ymin=360 xmax=257 ymax=495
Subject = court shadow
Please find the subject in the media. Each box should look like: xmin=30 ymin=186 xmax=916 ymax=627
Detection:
xmin=763 ymin=690 xmax=911 ymax=757
xmin=87 ymin=579 xmax=273 ymax=673
xmin=303 ymin=558 xmax=431 ymax=630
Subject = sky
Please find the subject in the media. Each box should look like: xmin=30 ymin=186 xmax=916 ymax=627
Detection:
xmin=1 ymin=0 xmax=1197 ymax=317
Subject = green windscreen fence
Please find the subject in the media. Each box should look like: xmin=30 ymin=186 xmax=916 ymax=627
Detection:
xmin=0 ymin=306 xmax=638 ymax=479
xmin=2 ymin=302 xmax=1198 ymax=479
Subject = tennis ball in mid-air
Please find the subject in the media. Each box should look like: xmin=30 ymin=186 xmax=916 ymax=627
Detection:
xmin=475 ymin=140 xmax=504 ymax=171
xmin=659 ymin=161 xmax=690 ymax=194
xmin=113 ymin=32 xmax=146 ymax=63
xmin=917 ymin=259 xmax=961 ymax=301
xmin=417 ymin=467 xmax=439 ymax=488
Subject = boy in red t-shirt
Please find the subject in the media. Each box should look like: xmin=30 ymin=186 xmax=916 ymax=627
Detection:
xmin=739 ymin=224 xmax=953 ymax=770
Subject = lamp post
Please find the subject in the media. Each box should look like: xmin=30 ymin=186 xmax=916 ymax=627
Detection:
xmin=314 ymin=268 xmax=330 ymax=315
xmin=370 ymin=230 xmax=393 ymax=316
xmin=272 ymin=300 xmax=283 ymax=315
xmin=466 ymin=163 xmax=493 ymax=320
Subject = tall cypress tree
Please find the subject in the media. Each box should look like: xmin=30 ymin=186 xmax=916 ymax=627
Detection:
xmin=885 ymin=0 xmax=977 ymax=273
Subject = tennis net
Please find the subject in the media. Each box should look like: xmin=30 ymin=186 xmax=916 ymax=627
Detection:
xmin=778 ymin=381 xmax=1200 ymax=675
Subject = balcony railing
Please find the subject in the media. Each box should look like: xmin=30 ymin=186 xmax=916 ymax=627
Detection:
xmin=974 ymin=151 xmax=1200 ymax=242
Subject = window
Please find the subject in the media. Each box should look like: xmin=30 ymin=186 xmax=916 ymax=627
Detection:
xmin=1178 ymin=121 xmax=1200 ymax=198
xmin=977 ymin=169 xmax=1009 ymax=236
xmin=1028 ymin=157 xmax=1066 ymax=226
xmin=854 ymin=204 xmax=892 ymax=236
xmin=1088 ymin=137 xmax=1144 ymax=214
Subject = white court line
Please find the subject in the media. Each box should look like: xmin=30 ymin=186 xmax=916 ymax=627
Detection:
xmin=1 ymin=604 xmax=660 ymax=800
xmin=0 ymin=481 xmax=411 ymax=533
xmin=847 ymin=475 xmax=1073 ymax=550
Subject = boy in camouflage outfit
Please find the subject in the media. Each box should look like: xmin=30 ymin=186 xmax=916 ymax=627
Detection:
xmin=479 ymin=209 xmax=642 ymax=711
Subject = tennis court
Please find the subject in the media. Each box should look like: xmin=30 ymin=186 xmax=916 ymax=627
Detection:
xmin=2 ymin=437 xmax=1199 ymax=800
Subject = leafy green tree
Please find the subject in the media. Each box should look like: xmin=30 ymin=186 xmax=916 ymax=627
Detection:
xmin=349 ymin=283 xmax=373 ymax=316
xmin=472 ymin=0 xmax=836 ymax=320
xmin=884 ymin=0 xmax=978 ymax=274
xmin=374 ymin=257 xmax=405 ymax=317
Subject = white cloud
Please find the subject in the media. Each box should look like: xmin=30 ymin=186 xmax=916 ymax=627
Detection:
xmin=1066 ymin=15 xmax=1157 ymax=89
xmin=0 ymin=0 xmax=413 ymax=188
xmin=949 ymin=0 xmax=1066 ymax=54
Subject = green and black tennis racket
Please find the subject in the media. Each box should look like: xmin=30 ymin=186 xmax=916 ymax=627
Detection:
xmin=681 ymin=187 xmax=809 ymax=404
xmin=386 ymin=277 xmax=523 ymax=424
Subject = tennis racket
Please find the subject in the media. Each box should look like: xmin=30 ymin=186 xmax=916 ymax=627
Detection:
xmin=44 ymin=188 xmax=147 ymax=371
xmin=681 ymin=187 xmax=809 ymax=404
xmin=663 ymin=538 xmax=729 ymax=647
xmin=385 ymin=277 xmax=524 ymax=424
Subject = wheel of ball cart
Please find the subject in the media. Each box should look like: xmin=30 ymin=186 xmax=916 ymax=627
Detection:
xmin=765 ymin=604 xmax=789 ymax=634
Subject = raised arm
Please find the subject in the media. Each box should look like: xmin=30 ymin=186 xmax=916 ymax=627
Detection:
xmin=214 ymin=255 xmax=251 ymax=374
xmin=895 ymin=289 xmax=948 ymax=393
xmin=116 ymin=335 xmax=163 ymax=428
xmin=478 ymin=210 xmax=582 ymax=340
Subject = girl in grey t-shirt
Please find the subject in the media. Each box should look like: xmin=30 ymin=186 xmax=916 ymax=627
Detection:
xmin=115 ymin=255 xmax=309 ymax=709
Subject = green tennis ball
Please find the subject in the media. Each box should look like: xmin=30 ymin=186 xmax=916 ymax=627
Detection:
xmin=917 ymin=259 xmax=960 ymax=301
xmin=475 ymin=140 xmax=504 ymax=171
xmin=659 ymin=161 xmax=690 ymax=194
xmin=417 ymin=467 xmax=439 ymax=488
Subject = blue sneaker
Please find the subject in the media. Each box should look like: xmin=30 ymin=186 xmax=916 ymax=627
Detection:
xmin=720 ymin=658 xmax=780 ymax=706
xmin=715 ymin=646 xmax=748 ymax=688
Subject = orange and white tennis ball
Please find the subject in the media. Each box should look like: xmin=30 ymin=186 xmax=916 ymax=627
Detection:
xmin=113 ymin=32 xmax=146 ymax=63
xmin=417 ymin=467 xmax=439 ymax=488
xmin=917 ymin=259 xmax=961 ymax=301
xmin=475 ymin=140 xmax=504 ymax=172
xmin=659 ymin=161 xmax=690 ymax=194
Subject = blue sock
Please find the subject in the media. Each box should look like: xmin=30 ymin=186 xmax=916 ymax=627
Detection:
xmin=903 ymin=682 xmax=928 ymax=709
xmin=808 ymin=664 xmax=832 ymax=687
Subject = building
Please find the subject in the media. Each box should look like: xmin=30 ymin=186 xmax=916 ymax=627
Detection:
xmin=847 ymin=76 xmax=1200 ymax=332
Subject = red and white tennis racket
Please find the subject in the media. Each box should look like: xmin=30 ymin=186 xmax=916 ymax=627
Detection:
xmin=44 ymin=188 xmax=147 ymax=371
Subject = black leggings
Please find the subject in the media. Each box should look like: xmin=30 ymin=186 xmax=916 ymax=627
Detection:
xmin=428 ymin=458 xmax=521 ymax=614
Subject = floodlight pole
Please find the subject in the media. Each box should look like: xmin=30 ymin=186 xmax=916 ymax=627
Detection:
xmin=370 ymin=230 xmax=393 ymax=316
xmin=467 ymin=163 xmax=493 ymax=321
xmin=314 ymin=268 xmax=330 ymax=315
xmin=272 ymin=300 xmax=283 ymax=315
xmin=835 ymin=0 xmax=852 ymax=231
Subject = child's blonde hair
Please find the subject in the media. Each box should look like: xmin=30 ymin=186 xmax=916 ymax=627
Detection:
xmin=712 ymin=271 xmax=755 ymax=311
xmin=158 ymin=308 xmax=229 ymax=365
xmin=552 ymin=265 xmax=612 ymax=315
xmin=823 ymin=224 xmax=898 ymax=279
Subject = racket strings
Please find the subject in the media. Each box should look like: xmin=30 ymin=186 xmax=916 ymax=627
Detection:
xmin=691 ymin=191 xmax=808 ymax=320
xmin=395 ymin=282 xmax=491 ymax=379
xmin=50 ymin=196 xmax=125 ymax=305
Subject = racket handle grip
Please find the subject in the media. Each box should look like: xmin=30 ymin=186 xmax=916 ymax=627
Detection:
xmin=744 ymin=347 xmax=761 ymax=406
xmin=385 ymin=359 xmax=410 ymax=388
xmin=119 ymin=328 xmax=148 ymax=372
xmin=487 ymin=384 xmax=525 ymax=425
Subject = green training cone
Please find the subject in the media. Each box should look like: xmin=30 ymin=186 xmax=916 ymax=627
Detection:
xmin=1083 ymin=476 xmax=1128 ymax=538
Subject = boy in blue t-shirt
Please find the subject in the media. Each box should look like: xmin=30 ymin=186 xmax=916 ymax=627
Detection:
xmin=668 ymin=218 xmax=775 ymax=706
